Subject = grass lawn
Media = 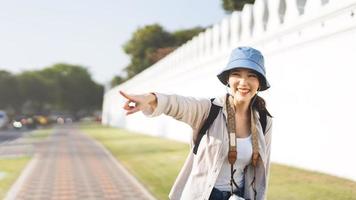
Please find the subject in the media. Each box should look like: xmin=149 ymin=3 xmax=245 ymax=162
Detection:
xmin=268 ymin=164 xmax=356 ymax=200
xmin=80 ymin=123 xmax=356 ymax=200
xmin=0 ymin=157 xmax=30 ymax=199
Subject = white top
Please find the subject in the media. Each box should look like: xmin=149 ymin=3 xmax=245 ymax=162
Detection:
xmin=214 ymin=134 xmax=253 ymax=191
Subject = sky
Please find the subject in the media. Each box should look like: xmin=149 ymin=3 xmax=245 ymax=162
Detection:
xmin=0 ymin=0 xmax=227 ymax=84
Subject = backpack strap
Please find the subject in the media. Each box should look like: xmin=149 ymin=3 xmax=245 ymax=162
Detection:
xmin=258 ymin=109 xmax=272 ymax=135
xmin=193 ymin=98 xmax=221 ymax=155
xmin=258 ymin=110 xmax=267 ymax=134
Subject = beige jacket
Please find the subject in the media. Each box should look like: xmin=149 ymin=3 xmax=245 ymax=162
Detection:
xmin=144 ymin=93 xmax=273 ymax=200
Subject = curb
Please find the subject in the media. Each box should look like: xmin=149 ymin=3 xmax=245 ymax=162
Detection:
xmin=3 ymin=129 xmax=53 ymax=200
xmin=80 ymin=132 xmax=158 ymax=200
xmin=4 ymin=154 xmax=39 ymax=200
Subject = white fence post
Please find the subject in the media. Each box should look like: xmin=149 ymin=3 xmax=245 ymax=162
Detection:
xmin=220 ymin=17 xmax=230 ymax=51
xmin=266 ymin=0 xmax=281 ymax=30
xmin=212 ymin=23 xmax=221 ymax=55
xmin=284 ymin=0 xmax=300 ymax=23
xmin=253 ymin=0 xmax=268 ymax=36
xmin=304 ymin=0 xmax=322 ymax=15
xmin=230 ymin=11 xmax=242 ymax=45
xmin=240 ymin=4 xmax=254 ymax=40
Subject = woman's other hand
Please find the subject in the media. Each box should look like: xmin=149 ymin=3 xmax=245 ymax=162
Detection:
xmin=119 ymin=90 xmax=157 ymax=115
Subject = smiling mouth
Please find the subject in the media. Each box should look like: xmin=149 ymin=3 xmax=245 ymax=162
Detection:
xmin=237 ymin=88 xmax=250 ymax=95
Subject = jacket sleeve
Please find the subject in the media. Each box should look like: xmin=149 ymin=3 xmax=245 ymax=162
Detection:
xmin=143 ymin=92 xmax=211 ymax=135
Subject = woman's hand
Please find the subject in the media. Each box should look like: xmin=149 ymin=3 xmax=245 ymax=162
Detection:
xmin=119 ymin=90 xmax=157 ymax=115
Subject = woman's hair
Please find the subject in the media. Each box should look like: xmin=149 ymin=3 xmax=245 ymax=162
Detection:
xmin=251 ymin=95 xmax=272 ymax=117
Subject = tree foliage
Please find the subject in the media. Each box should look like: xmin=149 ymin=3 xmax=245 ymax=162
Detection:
xmin=0 ymin=64 xmax=103 ymax=116
xmin=110 ymin=75 xmax=127 ymax=88
xmin=111 ymin=24 xmax=205 ymax=87
xmin=172 ymin=27 xmax=205 ymax=46
xmin=222 ymin=0 xmax=255 ymax=13
xmin=123 ymin=24 xmax=175 ymax=78
xmin=0 ymin=71 xmax=21 ymax=112
xmin=17 ymin=71 xmax=53 ymax=113
xmin=38 ymin=63 xmax=103 ymax=113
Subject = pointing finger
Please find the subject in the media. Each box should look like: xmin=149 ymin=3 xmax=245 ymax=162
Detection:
xmin=119 ymin=90 xmax=134 ymax=101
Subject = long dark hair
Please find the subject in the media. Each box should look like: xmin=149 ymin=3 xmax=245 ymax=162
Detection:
xmin=251 ymin=95 xmax=272 ymax=117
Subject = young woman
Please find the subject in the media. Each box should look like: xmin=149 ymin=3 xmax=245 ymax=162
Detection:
xmin=120 ymin=47 xmax=273 ymax=200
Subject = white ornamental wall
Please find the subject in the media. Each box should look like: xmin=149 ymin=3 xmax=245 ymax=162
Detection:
xmin=102 ymin=0 xmax=356 ymax=181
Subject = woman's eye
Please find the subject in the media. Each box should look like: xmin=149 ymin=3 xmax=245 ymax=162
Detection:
xmin=248 ymin=74 xmax=257 ymax=78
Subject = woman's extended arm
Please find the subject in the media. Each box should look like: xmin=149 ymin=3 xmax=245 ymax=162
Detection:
xmin=119 ymin=90 xmax=211 ymax=134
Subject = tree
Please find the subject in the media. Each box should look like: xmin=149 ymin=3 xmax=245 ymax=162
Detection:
xmin=110 ymin=75 xmax=127 ymax=88
xmin=146 ymin=47 xmax=176 ymax=65
xmin=0 ymin=64 xmax=103 ymax=116
xmin=17 ymin=71 xmax=53 ymax=114
xmin=0 ymin=70 xmax=21 ymax=112
xmin=121 ymin=24 xmax=205 ymax=81
xmin=39 ymin=63 xmax=103 ymax=115
xmin=172 ymin=27 xmax=205 ymax=46
xmin=123 ymin=24 xmax=175 ymax=78
xmin=222 ymin=0 xmax=255 ymax=13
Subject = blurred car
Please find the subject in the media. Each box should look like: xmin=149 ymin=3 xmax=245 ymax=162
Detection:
xmin=56 ymin=116 xmax=73 ymax=124
xmin=34 ymin=115 xmax=49 ymax=126
xmin=11 ymin=115 xmax=37 ymax=129
xmin=12 ymin=120 xmax=22 ymax=129
xmin=0 ymin=111 xmax=9 ymax=129
xmin=11 ymin=116 xmax=26 ymax=129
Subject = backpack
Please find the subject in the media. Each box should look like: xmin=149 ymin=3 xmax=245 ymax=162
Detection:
xmin=193 ymin=98 xmax=270 ymax=155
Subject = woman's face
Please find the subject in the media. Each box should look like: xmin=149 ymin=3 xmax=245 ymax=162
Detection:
xmin=228 ymin=68 xmax=260 ymax=103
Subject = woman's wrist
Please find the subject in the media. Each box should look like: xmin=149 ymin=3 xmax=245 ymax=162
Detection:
xmin=148 ymin=92 xmax=157 ymax=110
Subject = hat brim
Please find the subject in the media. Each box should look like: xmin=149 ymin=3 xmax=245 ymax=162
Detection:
xmin=217 ymin=60 xmax=270 ymax=91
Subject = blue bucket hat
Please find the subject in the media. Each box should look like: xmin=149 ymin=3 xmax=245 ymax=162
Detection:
xmin=217 ymin=46 xmax=270 ymax=91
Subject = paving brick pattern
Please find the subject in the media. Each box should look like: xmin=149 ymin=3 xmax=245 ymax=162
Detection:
xmin=15 ymin=126 xmax=156 ymax=200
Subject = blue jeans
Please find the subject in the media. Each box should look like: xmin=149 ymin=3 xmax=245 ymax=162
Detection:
xmin=208 ymin=187 xmax=244 ymax=200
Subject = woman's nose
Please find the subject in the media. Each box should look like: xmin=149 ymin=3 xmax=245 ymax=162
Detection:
xmin=238 ymin=77 xmax=247 ymax=85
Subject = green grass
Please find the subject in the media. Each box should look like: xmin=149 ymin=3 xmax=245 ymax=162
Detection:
xmin=268 ymin=164 xmax=356 ymax=200
xmin=80 ymin=123 xmax=356 ymax=200
xmin=0 ymin=157 xmax=30 ymax=199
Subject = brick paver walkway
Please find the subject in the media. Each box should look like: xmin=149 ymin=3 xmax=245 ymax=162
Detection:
xmin=8 ymin=126 xmax=156 ymax=200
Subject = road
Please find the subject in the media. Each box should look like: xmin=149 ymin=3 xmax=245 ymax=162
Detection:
xmin=0 ymin=129 xmax=28 ymax=144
